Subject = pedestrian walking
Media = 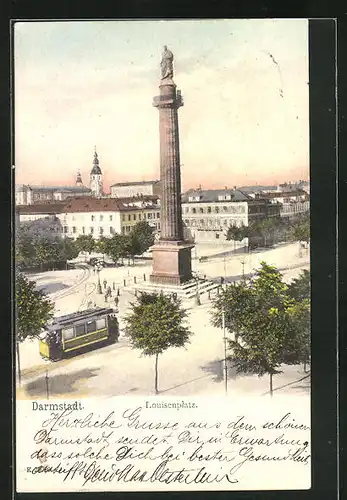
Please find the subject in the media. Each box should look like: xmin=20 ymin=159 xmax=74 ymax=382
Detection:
xmin=103 ymin=279 xmax=107 ymax=289
xmin=114 ymin=296 xmax=119 ymax=307
xmin=112 ymin=281 xmax=115 ymax=291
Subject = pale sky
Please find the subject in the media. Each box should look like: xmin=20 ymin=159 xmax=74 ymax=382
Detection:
xmin=14 ymin=19 xmax=309 ymax=192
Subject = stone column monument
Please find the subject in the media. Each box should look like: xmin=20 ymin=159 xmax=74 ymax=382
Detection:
xmin=150 ymin=46 xmax=194 ymax=286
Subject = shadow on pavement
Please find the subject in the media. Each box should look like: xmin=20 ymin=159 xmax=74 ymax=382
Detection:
xmin=199 ymin=359 xmax=249 ymax=383
xmin=24 ymin=367 xmax=100 ymax=397
xmin=159 ymin=374 xmax=211 ymax=394
xmin=261 ymin=373 xmax=311 ymax=396
xmin=37 ymin=282 xmax=69 ymax=294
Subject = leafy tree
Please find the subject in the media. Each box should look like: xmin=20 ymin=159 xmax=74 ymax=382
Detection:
xmin=16 ymin=234 xmax=35 ymax=268
xmin=211 ymin=262 xmax=307 ymax=396
xmin=106 ymin=234 xmax=126 ymax=264
xmin=96 ymin=236 xmax=112 ymax=261
xmin=290 ymin=217 xmax=310 ymax=244
xmin=75 ymin=234 xmax=95 ymax=259
xmin=124 ymin=292 xmax=192 ymax=394
xmin=34 ymin=238 xmax=56 ymax=271
xmin=285 ymin=298 xmax=311 ymax=372
xmin=246 ymin=217 xmax=280 ymax=248
xmin=61 ymin=237 xmax=79 ymax=262
xmin=226 ymin=225 xmax=244 ymax=250
xmin=287 ymin=269 xmax=310 ymax=301
xmin=15 ymin=272 xmax=54 ymax=384
xmin=131 ymin=221 xmax=155 ymax=255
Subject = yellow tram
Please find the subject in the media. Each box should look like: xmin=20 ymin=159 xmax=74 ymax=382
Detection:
xmin=39 ymin=307 xmax=119 ymax=361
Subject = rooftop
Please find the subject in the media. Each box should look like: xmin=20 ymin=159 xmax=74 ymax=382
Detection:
xmin=181 ymin=188 xmax=252 ymax=203
xmin=16 ymin=184 xmax=91 ymax=193
xmin=110 ymin=180 xmax=160 ymax=187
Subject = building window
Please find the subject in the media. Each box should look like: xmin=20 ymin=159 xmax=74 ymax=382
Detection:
xmin=128 ymin=215 xmax=131 ymax=221
xmin=215 ymin=206 xmax=219 ymax=213
xmin=63 ymin=226 xmax=68 ymax=233
xmin=148 ymin=213 xmax=152 ymax=219
xmin=192 ymin=208 xmax=196 ymax=214
xmin=122 ymin=227 xmax=125 ymax=234
xmin=139 ymin=213 xmax=142 ymax=220
xmin=157 ymin=212 xmax=160 ymax=218
xmin=91 ymin=215 xmax=95 ymax=221
xmin=200 ymin=219 xmax=204 ymax=225
xmin=185 ymin=207 xmax=189 ymax=213
xmin=100 ymin=227 xmax=104 ymax=235
xmin=109 ymin=215 xmax=113 ymax=221
xmin=133 ymin=214 xmax=136 ymax=220
xmin=216 ymin=233 xmax=220 ymax=239
xmin=122 ymin=214 xmax=126 ymax=221
xmin=110 ymin=227 xmax=114 ymax=234
xmin=207 ymin=206 xmax=211 ymax=213
xmin=223 ymin=206 xmax=228 ymax=212
xmin=199 ymin=207 xmax=204 ymax=213
xmin=90 ymin=227 xmax=94 ymax=234
xmin=100 ymin=215 xmax=103 ymax=221
xmin=82 ymin=227 xmax=85 ymax=234
xmin=72 ymin=226 xmax=76 ymax=233
xmin=158 ymin=223 xmax=160 ymax=230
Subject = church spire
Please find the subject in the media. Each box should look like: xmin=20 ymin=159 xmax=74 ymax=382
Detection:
xmin=90 ymin=147 xmax=103 ymax=197
xmin=91 ymin=147 xmax=102 ymax=175
xmin=75 ymin=170 xmax=83 ymax=186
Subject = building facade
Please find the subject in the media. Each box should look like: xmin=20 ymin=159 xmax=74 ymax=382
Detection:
xmin=18 ymin=196 xmax=161 ymax=241
xmin=110 ymin=180 xmax=160 ymax=198
xmin=15 ymin=184 xmax=92 ymax=205
xmin=181 ymin=188 xmax=281 ymax=243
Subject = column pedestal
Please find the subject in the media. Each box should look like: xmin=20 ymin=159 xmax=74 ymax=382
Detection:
xmin=150 ymin=240 xmax=194 ymax=286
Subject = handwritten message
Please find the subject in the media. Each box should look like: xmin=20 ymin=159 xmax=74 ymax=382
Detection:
xmin=16 ymin=397 xmax=311 ymax=492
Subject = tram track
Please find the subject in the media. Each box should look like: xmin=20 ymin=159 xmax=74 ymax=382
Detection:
xmin=50 ymin=263 xmax=92 ymax=301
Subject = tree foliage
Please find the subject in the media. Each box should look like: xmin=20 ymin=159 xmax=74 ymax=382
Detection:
xmin=75 ymin=234 xmax=95 ymax=255
xmin=211 ymin=261 xmax=311 ymax=395
xmin=124 ymin=292 xmax=192 ymax=393
xmin=16 ymin=272 xmax=54 ymax=342
xmin=287 ymin=269 xmax=310 ymax=301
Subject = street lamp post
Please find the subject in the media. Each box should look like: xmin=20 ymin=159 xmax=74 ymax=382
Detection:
xmin=97 ymin=267 xmax=102 ymax=294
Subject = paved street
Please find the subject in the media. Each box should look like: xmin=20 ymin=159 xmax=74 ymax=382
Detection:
xmin=17 ymin=242 xmax=310 ymax=399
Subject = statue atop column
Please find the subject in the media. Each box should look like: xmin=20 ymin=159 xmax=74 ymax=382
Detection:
xmin=160 ymin=45 xmax=174 ymax=80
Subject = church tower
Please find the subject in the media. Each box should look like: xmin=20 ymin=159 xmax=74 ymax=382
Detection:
xmin=75 ymin=170 xmax=83 ymax=187
xmin=90 ymin=147 xmax=103 ymax=197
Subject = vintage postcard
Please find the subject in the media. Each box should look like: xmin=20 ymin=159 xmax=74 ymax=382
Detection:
xmin=14 ymin=19 xmax=312 ymax=492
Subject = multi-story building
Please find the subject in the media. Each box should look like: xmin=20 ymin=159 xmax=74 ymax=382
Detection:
xmin=110 ymin=180 xmax=161 ymax=198
xmin=60 ymin=196 xmax=160 ymax=239
xmin=15 ymin=182 xmax=92 ymax=206
xmin=181 ymin=188 xmax=280 ymax=244
xmin=256 ymin=190 xmax=310 ymax=219
xmin=18 ymin=196 xmax=161 ymax=241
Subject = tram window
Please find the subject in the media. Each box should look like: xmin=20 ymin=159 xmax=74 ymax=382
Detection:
xmin=63 ymin=327 xmax=74 ymax=341
xmin=96 ymin=318 xmax=106 ymax=330
xmin=86 ymin=320 xmax=96 ymax=333
xmin=75 ymin=324 xmax=86 ymax=336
